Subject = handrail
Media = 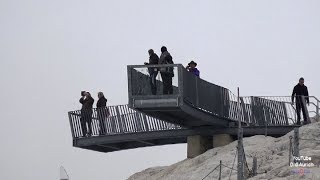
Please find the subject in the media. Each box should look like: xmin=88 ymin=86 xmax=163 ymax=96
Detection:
xmin=241 ymin=95 xmax=320 ymax=102
xmin=128 ymin=64 xmax=183 ymax=68
xmin=68 ymin=105 xmax=182 ymax=139
xmin=68 ymin=95 xmax=319 ymax=140
xmin=239 ymin=96 xmax=319 ymax=124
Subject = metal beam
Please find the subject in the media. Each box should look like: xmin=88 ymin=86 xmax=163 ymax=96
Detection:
xmin=98 ymin=144 xmax=120 ymax=150
xmin=74 ymin=125 xmax=298 ymax=149
xmin=136 ymin=140 xmax=155 ymax=146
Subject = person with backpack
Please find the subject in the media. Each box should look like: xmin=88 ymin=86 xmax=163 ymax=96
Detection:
xmin=159 ymin=46 xmax=174 ymax=94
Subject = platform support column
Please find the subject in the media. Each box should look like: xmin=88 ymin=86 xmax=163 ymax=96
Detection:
xmin=187 ymin=135 xmax=213 ymax=158
xmin=187 ymin=134 xmax=234 ymax=158
xmin=212 ymin=134 xmax=234 ymax=147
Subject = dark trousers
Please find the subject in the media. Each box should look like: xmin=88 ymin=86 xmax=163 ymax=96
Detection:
xmin=149 ymin=70 xmax=158 ymax=95
xmin=80 ymin=109 xmax=92 ymax=136
xmin=296 ymin=102 xmax=308 ymax=124
xmin=161 ymin=73 xmax=173 ymax=95
xmin=97 ymin=108 xmax=108 ymax=135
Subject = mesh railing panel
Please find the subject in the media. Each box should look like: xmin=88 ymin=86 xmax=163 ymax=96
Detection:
xmin=68 ymin=105 xmax=183 ymax=138
xmin=130 ymin=66 xmax=179 ymax=96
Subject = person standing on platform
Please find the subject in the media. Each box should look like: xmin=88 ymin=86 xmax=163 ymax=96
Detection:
xmin=291 ymin=77 xmax=310 ymax=125
xmin=96 ymin=92 xmax=108 ymax=135
xmin=144 ymin=49 xmax=159 ymax=95
xmin=79 ymin=91 xmax=94 ymax=137
xmin=186 ymin=60 xmax=200 ymax=77
xmin=159 ymin=46 xmax=174 ymax=95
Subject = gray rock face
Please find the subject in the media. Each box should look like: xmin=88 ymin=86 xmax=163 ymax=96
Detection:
xmin=127 ymin=122 xmax=320 ymax=180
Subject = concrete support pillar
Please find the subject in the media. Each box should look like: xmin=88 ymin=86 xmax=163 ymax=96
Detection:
xmin=213 ymin=134 xmax=234 ymax=147
xmin=187 ymin=134 xmax=234 ymax=158
xmin=187 ymin=135 xmax=213 ymax=158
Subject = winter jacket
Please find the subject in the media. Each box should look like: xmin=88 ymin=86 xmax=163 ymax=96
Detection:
xmin=159 ymin=51 xmax=171 ymax=64
xmin=80 ymin=96 xmax=94 ymax=110
xmin=97 ymin=96 xmax=107 ymax=108
xmin=159 ymin=51 xmax=174 ymax=75
xmin=149 ymin=53 xmax=159 ymax=65
xmin=292 ymin=84 xmax=309 ymax=103
xmin=189 ymin=68 xmax=200 ymax=77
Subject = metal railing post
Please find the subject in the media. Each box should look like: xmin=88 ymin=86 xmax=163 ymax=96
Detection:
xmin=265 ymin=114 xmax=268 ymax=137
xmin=301 ymin=96 xmax=311 ymax=123
xmin=293 ymin=128 xmax=300 ymax=158
xmin=317 ymin=100 xmax=319 ymax=118
xmin=237 ymin=128 xmax=244 ymax=180
xmin=252 ymin=157 xmax=257 ymax=176
xmin=219 ymin=160 xmax=222 ymax=180
xmin=68 ymin=112 xmax=76 ymax=139
xmin=289 ymin=136 xmax=293 ymax=166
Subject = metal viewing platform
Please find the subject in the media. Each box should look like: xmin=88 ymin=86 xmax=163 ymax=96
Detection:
xmin=68 ymin=64 xmax=319 ymax=153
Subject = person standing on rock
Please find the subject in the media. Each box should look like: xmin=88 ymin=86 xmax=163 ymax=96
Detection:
xmin=291 ymin=77 xmax=310 ymax=125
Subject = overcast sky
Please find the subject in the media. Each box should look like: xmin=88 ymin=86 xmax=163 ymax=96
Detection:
xmin=1 ymin=0 xmax=319 ymax=179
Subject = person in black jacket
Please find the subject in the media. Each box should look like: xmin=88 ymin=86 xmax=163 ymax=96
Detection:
xmin=80 ymin=91 xmax=94 ymax=137
xmin=159 ymin=46 xmax=174 ymax=95
xmin=97 ymin=92 xmax=108 ymax=135
xmin=291 ymin=77 xmax=310 ymax=125
xmin=144 ymin=49 xmax=159 ymax=95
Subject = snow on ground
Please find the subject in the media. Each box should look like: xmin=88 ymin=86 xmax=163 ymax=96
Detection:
xmin=127 ymin=119 xmax=320 ymax=180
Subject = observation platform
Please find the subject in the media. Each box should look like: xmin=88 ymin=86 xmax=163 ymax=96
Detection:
xmin=68 ymin=105 xmax=299 ymax=153
xmin=67 ymin=64 xmax=319 ymax=154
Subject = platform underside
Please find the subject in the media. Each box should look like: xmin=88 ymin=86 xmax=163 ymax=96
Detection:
xmin=74 ymin=125 xmax=298 ymax=153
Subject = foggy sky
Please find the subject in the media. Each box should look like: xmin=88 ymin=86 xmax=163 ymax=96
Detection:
xmin=0 ymin=0 xmax=319 ymax=179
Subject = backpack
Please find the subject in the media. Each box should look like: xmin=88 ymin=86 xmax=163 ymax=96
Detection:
xmin=166 ymin=55 xmax=174 ymax=77
xmin=160 ymin=54 xmax=174 ymax=77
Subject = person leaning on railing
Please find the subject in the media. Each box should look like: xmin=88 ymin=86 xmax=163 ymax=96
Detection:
xmin=291 ymin=77 xmax=310 ymax=125
xmin=144 ymin=49 xmax=159 ymax=95
xmin=79 ymin=91 xmax=94 ymax=137
xmin=159 ymin=46 xmax=174 ymax=95
xmin=96 ymin=92 xmax=109 ymax=135
xmin=186 ymin=60 xmax=200 ymax=77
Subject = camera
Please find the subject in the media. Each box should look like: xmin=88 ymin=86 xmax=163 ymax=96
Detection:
xmin=81 ymin=91 xmax=86 ymax=96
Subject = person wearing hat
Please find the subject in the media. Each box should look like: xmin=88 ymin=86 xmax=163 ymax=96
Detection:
xmin=291 ymin=77 xmax=310 ymax=125
xmin=186 ymin=60 xmax=200 ymax=77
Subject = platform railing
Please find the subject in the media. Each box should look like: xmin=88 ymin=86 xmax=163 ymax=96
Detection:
xmin=68 ymin=105 xmax=182 ymax=139
xmin=307 ymin=96 xmax=320 ymax=118
xmin=127 ymin=64 xmax=182 ymax=97
xmin=127 ymin=64 xmax=245 ymax=122
xmin=68 ymin=96 xmax=318 ymax=139
xmin=127 ymin=64 xmax=320 ymax=127
xmin=239 ymin=96 xmax=319 ymax=126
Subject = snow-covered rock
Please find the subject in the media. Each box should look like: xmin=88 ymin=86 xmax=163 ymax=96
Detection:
xmin=128 ymin=122 xmax=320 ymax=180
